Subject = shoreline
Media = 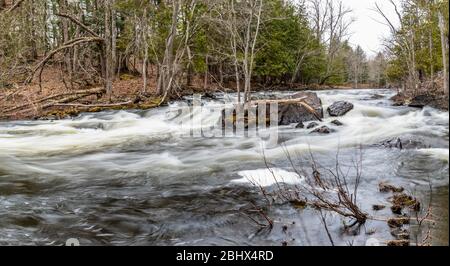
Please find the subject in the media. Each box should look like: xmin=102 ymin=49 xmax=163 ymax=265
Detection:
xmin=1 ymin=83 xmax=447 ymax=122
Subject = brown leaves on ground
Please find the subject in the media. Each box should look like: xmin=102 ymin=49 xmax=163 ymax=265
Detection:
xmin=0 ymin=67 xmax=159 ymax=120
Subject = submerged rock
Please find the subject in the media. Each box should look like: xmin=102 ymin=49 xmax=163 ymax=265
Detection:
xmin=306 ymin=122 xmax=319 ymax=129
xmin=327 ymin=101 xmax=354 ymax=117
xmin=202 ymin=92 xmax=217 ymax=100
xmin=330 ymin=120 xmax=344 ymax=126
xmin=387 ymin=217 xmax=410 ymax=228
xmin=391 ymin=205 xmax=403 ymax=215
xmin=378 ymin=137 xmax=428 ymax=150
xmin=389 ymin=193 xmax=420 ymax=209
xmin=379 ymin=182 xmax=404 ymax=193
xmin=371 ymin=94 xmax=385 ymax=100
xmin=372 ymin=204 xmax=386 ymax=211
xmin=310 ymin=126 xmax=334 ymax=134
xmin=295 ymin=122 xmax=305 ymax=129
xmin=390 ymin=228 xmax=410 ymax=240
xmin=387 ymin=240 xmax=410 ymax=246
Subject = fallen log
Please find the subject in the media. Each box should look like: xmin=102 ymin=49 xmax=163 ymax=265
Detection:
xmin=51 ymin=101 xmax=132 ymax=108
xmin=249 ymin=97 xmax=308 ymax=105
xmin=2 ymin=87 xmax=105 ymax=114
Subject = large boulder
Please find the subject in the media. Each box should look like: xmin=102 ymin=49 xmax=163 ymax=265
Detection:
xmin=277 ymin=92 xmax=324 ymax=126
xmin=327 ymin=101 xmax=354 ymax=117
xmin=221 ymin=92 xmax=324 ymax=128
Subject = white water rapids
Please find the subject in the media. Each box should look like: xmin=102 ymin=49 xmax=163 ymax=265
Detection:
xmin=0 ymin=89 xmax=448 ymax=246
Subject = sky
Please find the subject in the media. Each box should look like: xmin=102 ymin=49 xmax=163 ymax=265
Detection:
xmin=345 ymin=0 xmax=401 ymax=57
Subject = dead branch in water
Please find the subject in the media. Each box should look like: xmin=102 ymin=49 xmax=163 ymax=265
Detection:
xmin=293 ymin=147 xmax=368 ymax=227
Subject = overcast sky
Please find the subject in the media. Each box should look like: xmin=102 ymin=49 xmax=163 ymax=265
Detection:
xmin=345 ymin=0 xmax=401 ymax=57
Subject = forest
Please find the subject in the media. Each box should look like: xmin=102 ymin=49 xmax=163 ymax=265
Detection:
xmin=0 ymin=0 xmax=447 ymax=119
xmin=0 ymin=0 xmax=449 ymax=247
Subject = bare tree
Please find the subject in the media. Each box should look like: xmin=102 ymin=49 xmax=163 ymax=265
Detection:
xmin=374 ymin=0 xmax=419 ymax=92
xmin=157 ymin=0 xmax=180 ymax=98
xmin=437 ymin=1 xmax=449 ymax=97
xmin=104 ymin=0 xmax=115 ymax=101
xmin=308 ymin=0 xmax=354 ymax=84
xmin=242 ymin=0 xmax=263 ymax=103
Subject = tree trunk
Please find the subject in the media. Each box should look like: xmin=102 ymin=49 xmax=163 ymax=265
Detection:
xmin=59 ymin=0 xmax=73 ymax=88
xmin=157 ymin=0 xmax=179 ymax=97
xmin=438 ymin=10 xmax=449 ymax=97
xmin=204 ymin=55 xmax=208 ymax=90
xmin=104 ymin=0 xmax=114 ymax=101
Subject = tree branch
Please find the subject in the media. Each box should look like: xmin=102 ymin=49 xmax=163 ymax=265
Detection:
xmin=25 ymin=37 xmax=105 ymax=84
xmin=55 ymin=13 xmax=102 ymax=38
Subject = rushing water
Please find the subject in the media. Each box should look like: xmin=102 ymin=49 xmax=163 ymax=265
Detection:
xmin=0 ymin=89 xmax=448 ymax=246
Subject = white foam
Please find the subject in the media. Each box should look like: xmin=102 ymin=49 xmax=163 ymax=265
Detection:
xmin=418 ymin=148 xmax=449 ymax=162
xmin=232 ymin=168 xmax=304 ymax=187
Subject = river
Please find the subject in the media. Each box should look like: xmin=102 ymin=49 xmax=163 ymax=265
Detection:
xmin=0 ymin=89 xmax=448 ymax=246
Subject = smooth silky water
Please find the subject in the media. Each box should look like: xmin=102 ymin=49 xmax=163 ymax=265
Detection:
xmin=0 ymin=89 xmax=448 ymax=246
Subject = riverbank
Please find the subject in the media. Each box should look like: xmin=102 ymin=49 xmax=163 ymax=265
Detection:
xmin=390 ymin=73 xmax=449 ymax=111
xmin=0 ymin=69 xmax=215 ymax=121
xmin=0 ymin=68 xmax=446 ymax=121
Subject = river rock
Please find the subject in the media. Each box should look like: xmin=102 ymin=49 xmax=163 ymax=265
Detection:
xmin=390 ymin=93 xmax=407 ymax=106
xmin=327 ymin=101 xmax=354 ymax=117
xmin=295 ymin=122 xmax=305 ymax=129
xmin=278 ymin=92 xmax=324 ymax=125
xmin=202 ymin=92 xmax=217 ymax=100
xmin=378 ymin=137 xmax=428 ymax=150
xmin=372 ymin=204 xmax=386 ymax=211
xmin=331 ymin=120 xmax=343 ymax=126
xmin=306 ymin=122 xmax=319 ymax=129
xmin=221 ymin=92 xmax=324 ymax=127
xmin=391 ymin=205 xmax=403 ymax=215
xmin=408 ymin=94 xmax=436 ymax=108
xmin=390 ymin=228 xmax=410 ymax=240
xmin=310 ymin=126 xmax=334 ymax=134
xmin=371 ymin=94 xmax=385 ymax=100
xmin=387 ymin=240 xmax=410 ymax=246
xmin=379 ymin=182 xmax=404 ymax=193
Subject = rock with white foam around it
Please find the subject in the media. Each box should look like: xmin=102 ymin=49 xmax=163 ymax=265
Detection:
xmin=310 ymin=126 xmax=334 ymax=134
xmin=327 ymin=101 xmax=354 ymax=117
